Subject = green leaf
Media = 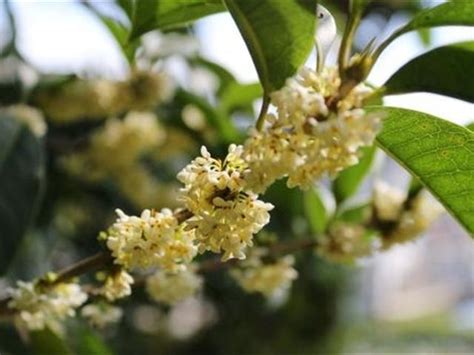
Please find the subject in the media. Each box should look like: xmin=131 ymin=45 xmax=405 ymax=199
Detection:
xmin=376 ymin=2 xmax=474 ymax=57
xmin=93 ymin=12 xmax=136 ymax=63
xmin=404 ymin=2 xmax=474 ymax=33
xmin=333 ymin=145 xmax=376 ymax=203
xmin=73 ymin=325 xmax=113 ymax=355
xmin=304 ymin=187 xmax=327 ymax=234
xmin=30 ymin=328 xmax=73 ymax=355
xmin=126 ymin=0 xmax=226 ymax=41
xmin=372 ymin=106 xmax=474 ymax=236
xmin=384 ymin=41 xmax=474 ymax=103
xmin=224 ymin=0 xmax=318 ymax=93
xmin=467 ymin=122 xmax=474 ymax=131
xmin=0 ymin=116 xmax=45 ymax=274
xmin=220 ymin=82 xmax=263 ymax=114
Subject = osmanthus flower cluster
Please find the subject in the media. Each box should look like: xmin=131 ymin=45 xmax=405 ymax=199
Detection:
xmin=231 ymin=252 xmax=298 ymax=298
xmin=177 ymin=145 xmax=274 ymax=261
xmin=63 ymin=111 xmax=165 ymax=182
xmin=81 ymin=302 xmax=123 ymax=329
xmin=244 ymin=66 xmax=381 ymax=192
xmin=146 ymin=268 xmax=203 ymax=305
xmin=7 ymin=280 xmax=88 ymax=333
xmin=104 ymin=208 xmax=197 ymax=272
xmin=4 ymin=62 xmax=442 ymax=334
xmin=373 ymin=183 xmax=444 ymax=249
xmin=34 ymin=70 xmax=174 ymax=124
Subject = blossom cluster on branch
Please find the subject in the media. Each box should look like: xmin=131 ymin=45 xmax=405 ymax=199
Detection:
xmin=4 ymin=63 xmax=442 ymax=334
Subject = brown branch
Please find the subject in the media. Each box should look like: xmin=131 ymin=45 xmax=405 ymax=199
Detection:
xmin=50 ymin=252 xmax=113 ymax=285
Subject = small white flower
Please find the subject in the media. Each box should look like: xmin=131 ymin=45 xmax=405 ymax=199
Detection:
xmin=8 ymin=281 xmax=87 ymax=332
xmin=383 ymin=191 xmax=444 ymax=248
xmin=243 ymin=66 xmax=382 ymax=192
xmin=231 ymin=254 xmax=298 ymax=298
xmin=318 ymin=223 xmax=373 ymax=262
xmin=177 ymin=145 xmax=273 ymax=260
xmin=105 ymin=208 xmax=197 ymax=272
xmin=1 ymin=104 xmax=47 ymax=137
xmin=99 ymin=269 xmax=134 ymax=301
xmin=81 ymin=303 xmax=123 ymax=328
xmin=146 ymin=269 xmax=203 ymax=305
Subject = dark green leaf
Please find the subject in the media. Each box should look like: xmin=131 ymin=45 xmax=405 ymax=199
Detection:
xmin=304 ymin=187 xmax=327 ymax=234
xmin=372 ymin=106 xmax=474 ymax=235
xmin=127 ymin=0 xmax=226 ymax=40
xmin=384 ymin=41 xmax=474 ymax=103
xmin=30 ymin=328 xmax=73 ymax=355
xmin=333 ymin=145 xmax=376 ymax=203
xmin=0 ymin=116 xmax=45 ymax=274
xmin=224 ymin=0 xmax=318 ymax=93
xmin=220 ymin=82 xmax=263 ymax=114
xmin=73 ymin=325 xmax=113 ymax=355
xmin=377 ymin=2 xmax=474 ymax=57
xmin=404 ymin=2 xmax=474 ymax=32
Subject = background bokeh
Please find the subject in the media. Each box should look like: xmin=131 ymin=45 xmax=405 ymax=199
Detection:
xmin=0 ymin=1 xmax=473 ymax=353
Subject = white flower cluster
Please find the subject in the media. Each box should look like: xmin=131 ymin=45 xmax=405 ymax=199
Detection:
xmin=177 ymin=145 xmax=274 ymax=261
xmin=8 ymin=281 xmax=87 ymax=332
xmin=231 ymin=254 xmax=298 ymax=297
xmin=392 ymin=192 xmax=443 ymax=244
xmin=244 ymin=66 xmax=381 ymax=192
xmin=99 ymin=269 xmax=134 ymax=301
xmin=373 ymin=181 xmax=406 ymax=221
xmin=317 ymin=223 xmax=372 ymax=262
xmin=35 ymin=70 xmax=174 ymax=123
xmin=146 ymin=269 xmax=203 ymax=305
xmin=105 ymin=209 xmax=197 ymax=272
xmin=1 ymin=104 xmax=47 ymax=138
xmin=81 ymin=302 xmax=123 ymax=328
xmin=63 ymin=111 xmax=164 ymax=182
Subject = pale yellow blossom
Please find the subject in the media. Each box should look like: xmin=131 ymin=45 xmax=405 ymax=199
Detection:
xmin=1 ymin=104 xmax=47 ymax=137
xmin=8 ymin=281 xmax=87 ymax=332
xmin=99 ymin=269 xmax=134 ymax=301
xmin=105 ymin=209 xmax=196 ymax=272
xmin=243 ymin=66 xmax=381 ymax=192
xmin=317 ymin=223 xmax=373 ymax=262
xmin=177 ymin=145 xmax=273 ymax=260
xmin=231 ymin=255 xmax=298 ymax=297
xmin=146 ymin=269 xmax=203 ymax=305
xmin=81 ymin=303 xmax=123 ymax=328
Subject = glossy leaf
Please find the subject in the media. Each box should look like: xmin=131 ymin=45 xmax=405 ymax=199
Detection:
xmin=333 ymin=145 xmax=376 ymax=203
xmin=384 ymin=41 xmax=474 ymax=102
xmin=404 ymin=2 xmax=474 ymax=33
xmin=224 ymin=0 xmax=318 ymax=93
xmin=304 ymin=188 xmax=327 ymax=234
xmin=0 ymin=116 xmax=45 ymax=274
xmin=125 ymin=0 xmax=226 ymax=40
xmin=372 ymin=106 xmax=474 ymax=235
